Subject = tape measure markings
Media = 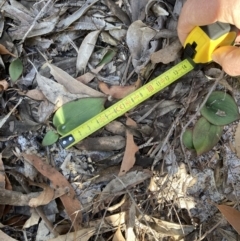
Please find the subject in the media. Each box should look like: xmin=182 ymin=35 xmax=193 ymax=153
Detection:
xmin=60 ymin=59 xmax=194 ymax=148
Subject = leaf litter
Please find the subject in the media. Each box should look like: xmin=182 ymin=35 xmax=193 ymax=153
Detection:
xmin=1 ymin=0 xmax=240 ymax=240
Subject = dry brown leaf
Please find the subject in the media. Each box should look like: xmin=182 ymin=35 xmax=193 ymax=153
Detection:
xmin=47 ymin=63 xmax=105 ymax=97
xmin=48 ymin=227 xmax=95 ymax=241
xmin=36 ymin=73 xmax=88 ymax=108
xmin=104 ymin=0 xmax=131 ymax=25
xmin=23 ymin=209 xmax=40 ymax=229
xmin=151 ymin=39 xmax=182 ymax=64
xmin=99 ymin=78 xmax=141 ymax=99
xmin=28 ymin=185 xmax=55 ymax=208
xmin=234 ymin=122 xmax=240 ymax=158
xmin=126 ymin=20 xmax=157 ymax=73
xmin=0 ymin=230 xmax=18 ymax=241
xmin=76 ymin=65 xmax=104 ymax=84
xmin=24 ymin=89 xmax=46 ymax=101
xmin=130 ymin=0 xmax=148 ymax=21
xmin=0 ymin=44 xmax=16 ymax=57
xmin=22 ymin=154 xmax=82 ymax=231
xmin=0 ymin=189 xmax=41 ymax=206
xmin=76 ymin=30 xmax=100 ymax=74
xmin=0 ymin=79 xmax=9 ymax=92
xmin=138 ymin=213 xmax=194 ymax=237
xmin=75 ymin=135 xmax=125 ymax=151
xmin=113 ymin=226 xmax=126 ymax=241
xmin=218 ymin=205 xmax=240 ymax=235
xmin=93 ymin=170 xmax=152 ymax=213
xmin=57 ymin=0 xmax=99 ymax=30
xmin=119 ymin=117 xmax=139 ymax=176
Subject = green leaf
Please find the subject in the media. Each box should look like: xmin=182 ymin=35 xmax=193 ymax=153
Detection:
xmin=193 ymin=117 xmax=223 ymax=155
xmin=182 ymin=128 xmax=194 ymax=149
xmin=53 ymin=97 xmax=106 ymax=135
xmin=9 ymin=58 xmax=23 ymax=82
xmin=42 ymin=131 xmax=59 ymax=146
xmin=201 ymin=91 xmax=240 ymax=125
xmin=97 ymin=48 xmax=117 ymax=67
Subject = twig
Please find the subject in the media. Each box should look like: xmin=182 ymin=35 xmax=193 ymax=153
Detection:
xmin=121 ymin=56 xmax=132 ymax=85
xmin=0 ymin=0 xmax=7 ymax=9
xmin=151 ymin=111 xmax=184 ymax=169
xmin=93 ymin=196 xmax=116 ymax=241
xmin=19 ymin=0 xmax=52 ymax=44
xmin=196 ymin=220 xmax=222 ymax=241
xmin=114 ymin=175 xmax=159 ymax=241
xmin=0 ymin=97 xmax=23 ymax=128
xmin=180 ymin=71 xmax=224 ymax=175
xmin=7 ymin=171 xmax=59 ymax=237
xmin=137 ymin=100 xmax=164 ymax=123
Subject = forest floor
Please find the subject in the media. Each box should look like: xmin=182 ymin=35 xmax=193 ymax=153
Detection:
xmin=0 ymin=0 xmax=240 ymax=240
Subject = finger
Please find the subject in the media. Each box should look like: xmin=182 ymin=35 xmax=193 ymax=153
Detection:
xmin=212 ymin=46 xmax=240 ymax=76
xmin=177 ymin=0 xmax=240 ymax=45
xmin=177 ymin=0 xmax=220 ymax=44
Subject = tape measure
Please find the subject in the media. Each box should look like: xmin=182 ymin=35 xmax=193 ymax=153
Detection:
xmin=59 ymin=22 xmax=238 ymax=149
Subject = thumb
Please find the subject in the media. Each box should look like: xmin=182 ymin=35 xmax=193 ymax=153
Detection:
xmin=212 ymin=46 xmax=240 ymax=76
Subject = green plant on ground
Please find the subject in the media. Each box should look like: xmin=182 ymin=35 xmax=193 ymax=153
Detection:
xmin=42 ymin=97 xmax=106 ymax=146
xmin=183 ymin=91 xmax=240 ymax=155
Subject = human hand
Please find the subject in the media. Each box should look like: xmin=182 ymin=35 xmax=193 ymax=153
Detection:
xmin=177 ymin=0 xmax=240 ymax=76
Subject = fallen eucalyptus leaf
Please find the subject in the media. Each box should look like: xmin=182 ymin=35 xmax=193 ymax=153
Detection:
xmin=47 ymin=63 xmax=104 ymax=97
xmin=0 ymin=44 xmax=16 ymax=57
xmin=53 ymin=97 xmax=105 ymax=135
xmin=57 ymin=0 xmax=99 ymax=30
xmin=98 ymin=78 xmax=141 ymax=99
xmin=76 ymin=30 xmax=100 ymax=75
xmin=119 ymin=117 xmax=139 ymax=176
xmin=42 ymin=131 xmax=59 ymax=146
xmin=151 ymin=39 xmax=182 ymax=64
xmin=126 ymin=20 xmax=158 ymax=73
xmin=104 ymin=0 xmax=131 ymax=25
xmin=75 ymin=135 xmax=125 ymax=151
xmin=182 ymin=128 xmax=194 ymax=150
xmin=201 ymin=91 xmax=240 ymax=125
xmin=9 ymin=58 xmax=23 ymax=82
xmin=218 ymin=205 xmax=240 ymax=235
xmin=193 ymin=117 xmax=223 ymax=155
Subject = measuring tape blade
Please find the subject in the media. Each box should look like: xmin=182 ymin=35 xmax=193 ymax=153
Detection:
xmin=59 ymin=58 xmax=194 ymax=149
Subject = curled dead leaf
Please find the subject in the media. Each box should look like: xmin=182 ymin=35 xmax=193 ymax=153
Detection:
xmin=24 ymin=89 xmax=46 ymax=101
xmin=47 ymin=63 xmax=105 ymax=97
xmin=218 ymin=205 xmax=240 ymax=235
xmin=119 ymin=117 xmax=139 ymax=176
xmin=0 ymin=44 xmax=16 ymax=57
xmin=0 ymin=79 xmax=9 ymax=92
xmin=151 ymin=39 xmax=182 ymax=64
xmin=22 ymin=153 xmax=82 ymax=231
xmin=99 ymin=78 xmax=141 ymax=99
xmin=28 ymin=185 xmax=55 ymax=208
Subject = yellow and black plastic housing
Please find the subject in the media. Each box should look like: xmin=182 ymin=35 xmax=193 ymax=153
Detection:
xmin=184 ymin=22 xmax=238 ymax=64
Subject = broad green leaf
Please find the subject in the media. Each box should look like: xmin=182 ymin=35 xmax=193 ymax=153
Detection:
xmin=97 ymin=48 xmax=117 ymax=67
xmin=9 ymin=58 xmax=23 ymax=82
xmin=201 ymin=91 xmax=239 ymax=125
xmin=53 ymin=97 xmax=105 ymax=135
xmin=182 ymin=128 xmax=194 ymax=149
xmin=42 ymin=131 xmax=59 ymax=146
xmin=193 ymin=117 xmax=223 ymax=155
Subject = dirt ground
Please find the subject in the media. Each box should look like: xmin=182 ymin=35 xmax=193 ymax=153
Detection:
xmin=0 ymin=0 xmax=240 ymax=240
